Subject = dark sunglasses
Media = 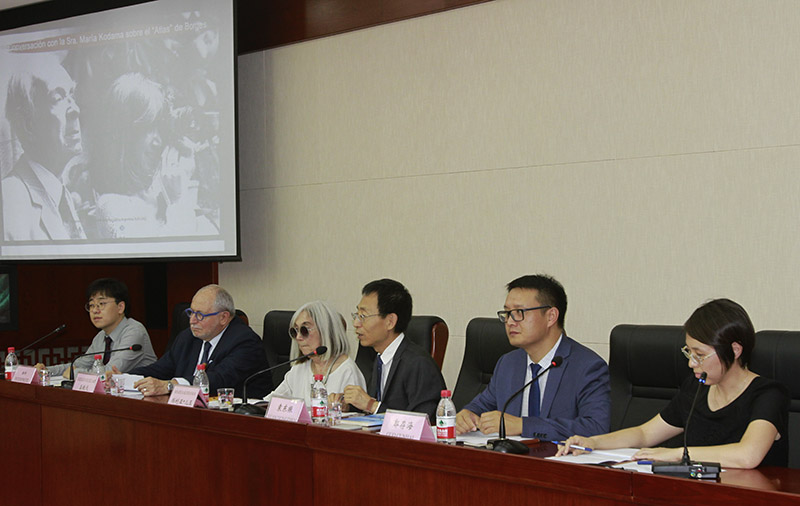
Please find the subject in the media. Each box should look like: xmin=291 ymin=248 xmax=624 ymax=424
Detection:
xmin=289 ymin=325 xmax=313 ymax=339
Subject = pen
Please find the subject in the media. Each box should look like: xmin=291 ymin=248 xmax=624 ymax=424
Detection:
xmin=551 ymin=440 xmax=593 ymax=452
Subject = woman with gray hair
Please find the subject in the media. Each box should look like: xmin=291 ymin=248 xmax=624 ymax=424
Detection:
xmin=265 ymin=300 xmax=365 ymax=407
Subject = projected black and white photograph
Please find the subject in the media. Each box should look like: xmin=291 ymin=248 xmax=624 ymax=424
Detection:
xmin=0 ymin=0 xmax=237 ymax=260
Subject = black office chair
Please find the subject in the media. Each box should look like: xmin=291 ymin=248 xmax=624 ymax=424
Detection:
xmin=751 ymin=330 xmax=800 ymax=469
xmin=608 ymin=325 xmax=691 ymax=431
xmin=163 ymin=302 xmax=191 ymax=355
xmin=262 ymin=310 xmax=294 ymax=386
xmin=355 ymin=315 xmax=450 ymax=389
xmin=451 ymin=317 xmax=515 ymax=411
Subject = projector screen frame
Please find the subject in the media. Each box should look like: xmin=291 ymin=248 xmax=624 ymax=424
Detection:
xmin=0 ymin=0 xmax=242 ymax=263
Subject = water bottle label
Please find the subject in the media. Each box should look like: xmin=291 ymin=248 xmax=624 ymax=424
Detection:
xmin=312 ymin=400 xmax=327 ymax=419
xmin=436 ymin=415 xmax=456 ymax=440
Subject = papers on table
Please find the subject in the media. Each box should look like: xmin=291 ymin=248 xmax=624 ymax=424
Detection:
xmin=338 ymin=413 xmax=385 ymax=428
xmin=456 ymin=431 xmax=525 ymax=448
xmin=114 ymin=373 xmax=144 ymax=392
xmin=546 ymin=448 xmax=653 ymax=473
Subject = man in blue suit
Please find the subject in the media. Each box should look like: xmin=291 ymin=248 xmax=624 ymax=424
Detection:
xmin=456 ymin=274 xmax=610 ymax=440
xmin=124 ymin=284 xmax=271 ymax=398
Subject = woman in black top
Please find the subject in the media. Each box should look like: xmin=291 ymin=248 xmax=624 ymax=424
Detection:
xmin=556 ymin=298 xmax=789 ymax=468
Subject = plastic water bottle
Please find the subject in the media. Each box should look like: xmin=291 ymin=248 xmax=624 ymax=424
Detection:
xmin=92 ymin=354 xmax=110 ymax=392
xmin=193 ymin=363 xmax=210 ymax=403
xmin=4 ymin=347 xmax=18 ymax=380
xmin=436 ymin=389 xmax=457 ymax=444
xmin=311 ymin=374 xmax=328 ymax=426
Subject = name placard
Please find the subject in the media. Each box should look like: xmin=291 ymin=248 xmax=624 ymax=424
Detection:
xmin=265 ymin=396 xmax=311 ymax=424
xmin=10 ymin=365 xmax=41 ymax=385
xmin=73 ymin=373 xmax=105 ymax=394
xmin=11 ymin=365 xmax=42 ymax=385
xmin=168 ymin=385 xmax=207 ymax=408
xmin=380 ymin=409 xmax=435 ymax=442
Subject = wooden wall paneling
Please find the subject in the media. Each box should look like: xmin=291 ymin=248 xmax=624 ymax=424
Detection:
xmin=0 ymin=389 xmax=41 ymax=506
xmin=36 ymin=386 xmax=309 ymax=504
xmin=235 ymin=0 xmax=494 ymax=53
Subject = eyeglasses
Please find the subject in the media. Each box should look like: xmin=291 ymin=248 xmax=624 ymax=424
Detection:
xmin=185 ymin=308 xmax=222 ymax=321
xmin=85 ymin=300 xmax=115 ymax=312
xmin=351 ymin=312 xmax=381 ymax=323
xmin=497 ymin=305 xmax=552 ymax=323
xmin=289 ymin=325 xmax=315 ymax=339
xmin=680 ymin=345 xmax=717 ymax=365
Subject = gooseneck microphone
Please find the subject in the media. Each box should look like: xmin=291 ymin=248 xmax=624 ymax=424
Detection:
xmin=489 ymin=356 xmax=563 ymax=454
xmin=17 ymin=324 xmax=67 ymax=355
xmin=61 ymin=344 xmax=143 ymax=390
xmin=233 ymin=345 xmax=328 ymax=416
xmin=652 ymin=372 xmax=720 ymax=479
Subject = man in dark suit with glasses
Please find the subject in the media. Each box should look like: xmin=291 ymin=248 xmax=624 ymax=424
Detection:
xmin=123 ymin=284 xmax=271 ymax=399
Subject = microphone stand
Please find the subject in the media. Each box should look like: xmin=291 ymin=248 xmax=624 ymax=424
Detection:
xmin=652 ymin=372 xmax=720 ymax=479
xmin=489 ymin=356 xmax=563 ymax=454
xmin=18 ymin=324 xmax=67 ymax=356
xmin=5 ymin=324 xmax=66 ymax=377
xmin=233 ymin=346 xmax=327 ymax=416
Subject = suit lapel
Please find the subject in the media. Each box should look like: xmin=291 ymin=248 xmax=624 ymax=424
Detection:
xmin=381 ymin=337 xmax=407 ymax=399
xmin=182 ymin=337 xmax=203 ymax=379
xmin=507 ymin=350 xmax=526 ymax=415
xmin=208 ymin=323 xmax=233 ymax=368
xmin=540 ymin=336 xmax=572 ymax=416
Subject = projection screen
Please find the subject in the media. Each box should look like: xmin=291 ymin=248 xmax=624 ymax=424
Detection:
xmin=0 ymin=0 xmax=239 ymax=261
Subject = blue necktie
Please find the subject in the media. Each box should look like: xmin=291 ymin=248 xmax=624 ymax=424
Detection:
xmin=201 ymin=341 xmax=211 ymax=366
xmin=528 ymin=363 xmax=541 ymax=417
xmin=375 ymin=356 xmax=383 ymax=402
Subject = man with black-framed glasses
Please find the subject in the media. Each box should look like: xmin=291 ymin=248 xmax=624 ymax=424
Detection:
xmin=456 ymin=274 xmax=610 ymax=441
xmin=35 ymin=278 xmax=157 ymax=378
xmin=126 ymin=284 xmax=271 ymax=398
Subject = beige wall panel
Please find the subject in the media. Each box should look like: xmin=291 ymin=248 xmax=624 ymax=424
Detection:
xmin=226 ymin=0 xmax=800 ymax=388
xmin=242 ymin=0 xmax=800 ymax=191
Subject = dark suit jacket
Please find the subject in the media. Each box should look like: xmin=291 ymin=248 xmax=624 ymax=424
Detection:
xmin=131 ymin=317 xmax=272 ymax=398
xmin=463 ymin=335 xmax=610 ymax=440
xmin=369 ymin=337 xmax=446 ymax=422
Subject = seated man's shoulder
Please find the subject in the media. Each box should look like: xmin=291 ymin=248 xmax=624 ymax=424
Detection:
xmin=563 ymin=335 xmax=606 ymax=362
xmin=125 ymin=317 xmax=149 ymax=333
xmin=401 ymin=339 xmax=439 ymax=367
xmin=226 ymin=318 xmax=261 ymax=342
xmin=559 ymin=336 xmax=608 ymax=376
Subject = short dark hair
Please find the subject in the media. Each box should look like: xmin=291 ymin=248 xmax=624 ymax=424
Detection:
xmin=684 ymin=298 xmax=754 ymax=370
xmin=86 ymin=278 xmax=130 ymax=317
xmin=362 ymin=278 xmax=413 ymax=334
xmin=506 ymin=274 xmax=567 ymax=328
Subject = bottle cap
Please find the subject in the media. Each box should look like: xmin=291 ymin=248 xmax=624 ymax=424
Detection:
xmin=314 ymin=374 xmax=323 ymax=380
xmin=441 ymin=389 xmax=451 ymax=397
xmin=94 ymin=354 xmax=102 ymax=360
xmin=7 ymin=347 xmax=14 ymax=353
xmin=198 ymin=363 xmax=206 ymax=370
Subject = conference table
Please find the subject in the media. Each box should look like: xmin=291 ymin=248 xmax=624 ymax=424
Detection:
xmin=3 ymin=380 xmax=800 ymax=506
